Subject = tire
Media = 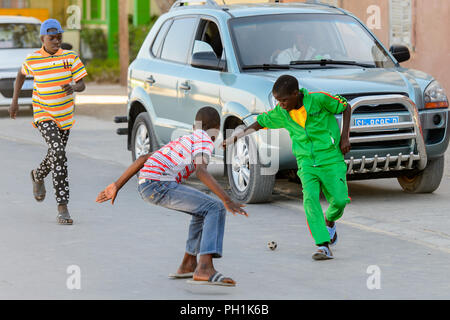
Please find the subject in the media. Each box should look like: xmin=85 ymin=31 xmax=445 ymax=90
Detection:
xmin=397 ymin=155 xmax=445 ymax=193
xmin=131 ymin=112 xmax=158 ymax=162
xmin=226 ymin=125 xmax=275 ymax=203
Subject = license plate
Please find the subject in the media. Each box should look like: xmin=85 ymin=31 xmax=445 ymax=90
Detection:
xmin=354 ymin=116 xmax=399 ymax=127
xmin=21 ymin=80 xmax=34 ymax=90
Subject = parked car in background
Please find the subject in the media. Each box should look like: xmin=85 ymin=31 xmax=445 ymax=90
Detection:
xmin=117 ymin=0 xmax=449 ymax=203
xmin=0 ymin=16 xmax=41 ymax=110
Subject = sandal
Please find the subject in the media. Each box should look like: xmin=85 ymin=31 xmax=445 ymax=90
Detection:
xmin=168 ymin=272 xmax=194 ymax=279
xmin=30 ymin=170 xmax=45 ymax=202
xmin=186 ymin=272 xmax=236 ymax=287
xmin=312 ymin=246 xmax=334 ymax=260
xmin=57 ymin=209 xmax=73 ymax=225
xmin=327 ymin=224 xmax=338 ymax=247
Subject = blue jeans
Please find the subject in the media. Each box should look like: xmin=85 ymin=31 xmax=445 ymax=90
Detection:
xmin=138 ymin=180 xmax=226 ymax=258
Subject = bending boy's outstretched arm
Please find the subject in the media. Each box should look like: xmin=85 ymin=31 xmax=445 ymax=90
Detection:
xmin=194 ymin=154 xmax=248 ymax=217
xmin=96 ymin=153 xmax=153 ymax=204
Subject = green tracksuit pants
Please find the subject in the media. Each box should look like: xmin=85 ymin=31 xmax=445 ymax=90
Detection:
xmin=298 ymin=161 xmax=351 ymax=245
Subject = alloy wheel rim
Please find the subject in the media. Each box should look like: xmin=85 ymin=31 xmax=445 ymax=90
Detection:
xmin=135 ymin=124 xmax=150 ymax=158
xmin=231 ymin=137 xmax=250 ymax=192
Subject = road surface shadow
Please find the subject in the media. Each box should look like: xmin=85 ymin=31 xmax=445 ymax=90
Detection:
xmin=0 ymin=108 xmax=33 ymax=118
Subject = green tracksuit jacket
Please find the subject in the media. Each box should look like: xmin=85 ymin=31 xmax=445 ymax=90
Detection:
xmin=257 ymin=88 xmax=351 ymax=244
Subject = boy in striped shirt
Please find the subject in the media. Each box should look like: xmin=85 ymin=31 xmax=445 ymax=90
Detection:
xmin=9 ymin=19 xmax=87 ymax=225
xmin=96 ymin=107 xmax=247 ymax=286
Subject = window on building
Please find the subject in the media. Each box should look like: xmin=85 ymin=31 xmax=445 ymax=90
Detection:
xmin=83 ymin=0 xmax=105 ymax=21
xmin=90 ymin=0 xmax=101 ymax=20
xmin=389 ymin=0 xmax=412 ymax=47
xmin=160 ymin=17 xmax=197 ymax=64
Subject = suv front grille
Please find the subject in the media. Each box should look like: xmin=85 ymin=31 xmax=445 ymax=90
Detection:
xmin=341 ymin=92 xmax=409 ymax=101
xmin=352 ymin=103 xmax=407 ymax=114
xmin=343 ymin=94 xmax=427 ymax=174
xmin=350 ymin=128 xmax=413 ymax=149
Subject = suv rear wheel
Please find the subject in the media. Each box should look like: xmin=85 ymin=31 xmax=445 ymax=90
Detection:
xmin=226 ymin=125 xmax=275 ymax=203
xmin=131 ymin=112 xmax=158 ymax=161
xmin=397 ymin=155 xmax=444 ymax=193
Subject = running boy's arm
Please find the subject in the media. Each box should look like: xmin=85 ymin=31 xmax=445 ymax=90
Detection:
xmin=223 ymin=105 xmax=286 ymax=149
xmin=61 ymin=78 xmax=86 ymax=96
xmin=8 ymin=69 xmax=26 ymax=119
xmin=96 ymin=152 xmax=154 ymax=204
xmin=318 ymin=93 xmax=352 ymax=154
xmin=62 ymin=53 xmax=87 ymax=95
xmin=194 ymin=154 xmax=248 ymax=217
xmin=340 ymin=104 xmax=351 ymax=154
xmin=222 ymin=121 xmax=263 ymax=148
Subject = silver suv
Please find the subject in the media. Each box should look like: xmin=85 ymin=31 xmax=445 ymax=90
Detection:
xmin=118 ymin=0 xmax=449 ymax=203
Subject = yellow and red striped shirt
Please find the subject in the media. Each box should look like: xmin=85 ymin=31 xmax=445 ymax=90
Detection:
xmin=21 ymin=47 xmax=87 ymax=130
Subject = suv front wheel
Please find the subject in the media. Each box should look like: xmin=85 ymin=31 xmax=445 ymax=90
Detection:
xmin=397 ymin=155 xmax=444 ymax=193
xmin=226 ymin=125 xmax=275 ymax=203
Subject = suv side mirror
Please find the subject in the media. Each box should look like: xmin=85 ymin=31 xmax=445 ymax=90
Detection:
xmin=191 ymin=51 xmax=226 ymax=71
xmin=389 ymin=44 xmax=410 ymax=63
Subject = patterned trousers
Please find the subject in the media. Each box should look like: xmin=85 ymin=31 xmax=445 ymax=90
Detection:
xmin=35 ymin=121 xmax=70 ymax=204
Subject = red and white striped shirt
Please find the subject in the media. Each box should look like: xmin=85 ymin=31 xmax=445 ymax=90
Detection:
xmin=139 ymin=129 xmax=214 ymax=183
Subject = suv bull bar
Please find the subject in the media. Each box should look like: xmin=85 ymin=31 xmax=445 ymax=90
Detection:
xmin=344 ymin=94 xmax=427 ymax=174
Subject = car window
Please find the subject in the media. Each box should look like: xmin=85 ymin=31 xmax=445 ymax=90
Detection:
xmin=151 ymin=19 xmax=172 ymax=57
xmin=335 ymin=20 xmax=393 ymax=68
xmin=193 ymin=40 xmax=215 ymax=54
xmin=229 ymin=14 xmax=395 ymax=68
xmin=160 ymin=17 xmax=197 ymax=64
xmin=194 ymin=19 xmax=223 ymax=59
xmin=0 ymin=23 xmax=40 ymax=49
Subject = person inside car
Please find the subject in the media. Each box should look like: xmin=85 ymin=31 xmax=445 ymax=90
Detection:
xmin=272 ymin=32 xmax=331 ymax=64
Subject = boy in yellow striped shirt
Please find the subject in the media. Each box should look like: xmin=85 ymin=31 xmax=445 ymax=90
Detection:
xmin=9 ymin=19 xmax=87 ymax=225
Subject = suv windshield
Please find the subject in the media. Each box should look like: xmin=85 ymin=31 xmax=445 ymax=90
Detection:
xmin=229 ymin=14 xmax=395 ymax=69
xmin=0 ymin=23 xmax=41 ymax=49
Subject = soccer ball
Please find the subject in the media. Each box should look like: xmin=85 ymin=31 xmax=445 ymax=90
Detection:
xmin=267 ymin=241 xmax=277 ymax=250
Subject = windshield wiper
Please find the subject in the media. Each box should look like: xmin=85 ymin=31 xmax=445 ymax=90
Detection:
xmin=290 ymin=59 xmax=375 ymax=68
xmin=242 ymin=64 xmax=291 ymax=70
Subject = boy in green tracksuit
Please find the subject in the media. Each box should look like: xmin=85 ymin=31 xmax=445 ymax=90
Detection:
xmin=223 ymin=75 xmax=352 ymax=260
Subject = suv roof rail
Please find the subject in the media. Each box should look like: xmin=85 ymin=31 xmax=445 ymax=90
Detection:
xmin=170 ymin=0 xmax=223 ymax=10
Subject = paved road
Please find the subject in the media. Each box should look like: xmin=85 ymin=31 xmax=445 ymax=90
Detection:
xmin=0 ymin=97 xmax=450 ymax=299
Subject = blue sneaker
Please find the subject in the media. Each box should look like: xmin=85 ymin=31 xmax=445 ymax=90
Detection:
xmin=312 ymin=246 xmax=334 ymax=260
xmin=327 ymin=224 xmax=338 ymax=247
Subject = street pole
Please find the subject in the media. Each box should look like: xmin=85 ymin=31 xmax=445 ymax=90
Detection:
xmin=118 ymin=0 xmax=129 ymax=86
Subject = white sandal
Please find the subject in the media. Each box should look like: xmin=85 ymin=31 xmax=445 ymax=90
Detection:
xmin=312 ymin=246 xmax=334 ymax=260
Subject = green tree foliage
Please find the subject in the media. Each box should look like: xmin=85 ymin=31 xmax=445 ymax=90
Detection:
xmin=82 ymin=15 xmax=159 ymax=82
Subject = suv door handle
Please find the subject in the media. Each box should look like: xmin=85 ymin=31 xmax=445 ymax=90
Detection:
xmin=180 ymin=81 xmax=191 ymax=91
xmin=146 ymin=76 xmax=155 ymax=84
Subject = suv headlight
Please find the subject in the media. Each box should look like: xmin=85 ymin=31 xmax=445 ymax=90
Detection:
xmin=268 ymin=92 xmax=278 ymax=111
xmin=424 ymin=80 xmax=448 ymax=109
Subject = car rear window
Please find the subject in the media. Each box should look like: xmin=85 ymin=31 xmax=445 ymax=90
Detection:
xmin=160 ymin=17 xmax=197 ymax=64
xmin=0 ymin=23 xmax=41 ymax=49
xmin=151 ymin=19 xmax=172 ymax=57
